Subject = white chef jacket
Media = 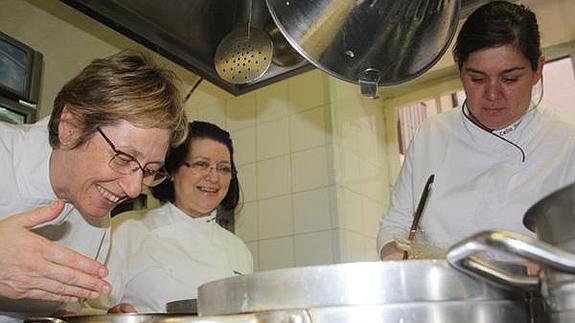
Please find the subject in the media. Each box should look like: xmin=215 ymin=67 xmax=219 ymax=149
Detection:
xmin=94 ymin=203 xmax=253 ymax=313
xmin=377 ymin=105 xmax=575 ymax=255
xmin=0 ymin=119 xmax=110 ymax=322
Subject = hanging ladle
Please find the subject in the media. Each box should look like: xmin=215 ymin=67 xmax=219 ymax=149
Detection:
xmin=214 ymin=0 xmax=273 ymax=84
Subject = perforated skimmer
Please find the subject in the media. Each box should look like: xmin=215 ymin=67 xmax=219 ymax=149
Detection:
xmin=213 ymin=0 xmax=272 ymax=84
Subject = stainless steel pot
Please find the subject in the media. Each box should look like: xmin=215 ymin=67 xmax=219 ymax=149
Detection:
xmin=25 ymin=310 xmax=317 ymax=323
xmin=197 ymin=260 xmax=528 ymax=322
xmin=166 ymin=299 xmax=197 ymax=315
xmin=447 ymin=182 xmax=575 ymax=323
xmin=26 ymin=314 xmax=196 ymax=323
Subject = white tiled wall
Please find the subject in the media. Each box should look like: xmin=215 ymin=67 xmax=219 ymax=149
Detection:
xmin=235 ymin=201 xmax=257 ymax=241
xmin=256 ymin=155 xmax=292 ymax=200
xmin=225 ymin=93 xmax=256 ymax=131
xmin=294 ymin=230 xmax=336 ymax=266
xmin=258 ymin=195 xmax=293 ymax=239
xmin=291 ymin=146 xmax=331 ymax=192
xmin=256 ymin=118 xmax=290 ymax=160
xmin=329 ymin=77 xmax=390 ymax=262
xmin=293 ymin=188 xmax=334 ymax=234
xmin=259 ymin=236 xmax=295 ymax=270
xmin=187 ymin=69 xmax=391 ymax=271
xmin=237 ymin=163 xmax=257 ymax=202
xmin=290 ymin=107 xmax=329 ymax=151
xmin=232 ymin=126 xmax=256 ymax=166
xmin=255 ymin=82 xmax=290 ymax=123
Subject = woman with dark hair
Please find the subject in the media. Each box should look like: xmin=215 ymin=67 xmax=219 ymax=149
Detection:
xmin=91 ymin=121 xmax=252 ymax=313
xmin=151 ymin=120 xmax=240 ymax=213
xmin=377 ymin=1 xmax=575 ymax=260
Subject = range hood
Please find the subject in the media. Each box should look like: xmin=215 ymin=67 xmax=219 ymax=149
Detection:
xmin=60 ymin=0 xmax=488 ymax=96
xmin=60 ymin=0 xmax=311 ymax=96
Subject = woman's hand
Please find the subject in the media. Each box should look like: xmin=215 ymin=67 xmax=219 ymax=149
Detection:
xmin=0 ymin=200 xmax=111 ymax=302
xmin=107 ymin=303 xmax=137 ymax=314
xmin=380 ymin=241 xmax=405 ymax=261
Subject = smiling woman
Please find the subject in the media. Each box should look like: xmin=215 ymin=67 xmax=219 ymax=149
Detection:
xmin=49 ymin=49 xmax=188 ymax=220
xmin=0 ymin=49 xmax=188 ymax=321
xmin=85 ymin=121 xmax=253 ymax=314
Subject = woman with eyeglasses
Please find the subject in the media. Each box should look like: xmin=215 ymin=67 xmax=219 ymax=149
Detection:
xmin=0 ymin=50 xmax=187 ymax=320
xmin=89 ymin=121 xmax=252 ymax=314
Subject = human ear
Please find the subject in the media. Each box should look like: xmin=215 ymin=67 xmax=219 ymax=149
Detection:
xmin=532 ymin=55 xmax=545 ymax=85
xmin=453 ymin=54 xmax=461 ymax=73
xmin=57 ymin=105 xmax=81 ymax=147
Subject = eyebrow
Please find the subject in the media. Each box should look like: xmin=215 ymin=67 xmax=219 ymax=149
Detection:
xmin=116 ymin=147 xmax=164 ymax=168
xmin=464 ymin=66 xmax=527 ymax=75
xmin=191 ymin=156 xmax=231 ymax=164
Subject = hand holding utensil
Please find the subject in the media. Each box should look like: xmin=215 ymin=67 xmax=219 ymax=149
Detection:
xmin=403 ymin=174 xmax=435 ymax=260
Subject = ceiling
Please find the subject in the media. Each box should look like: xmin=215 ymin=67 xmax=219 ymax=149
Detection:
xmin=60 ymin=0 xmax=488 ymax=96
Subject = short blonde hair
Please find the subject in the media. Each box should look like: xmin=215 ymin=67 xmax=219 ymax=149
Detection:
xmin=49 ymin=49 xmax=188 ymax=149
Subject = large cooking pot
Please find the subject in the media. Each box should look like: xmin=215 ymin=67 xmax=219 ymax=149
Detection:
xmin=25 ymin=310 xmax=320 ymax=323
xmin=26 ymin=261 xmax=528 ymax=323
xmin=197 ymin=260 xmax=528 ymax=322
xmin=447 ymin=182 xmax=575 ymax=323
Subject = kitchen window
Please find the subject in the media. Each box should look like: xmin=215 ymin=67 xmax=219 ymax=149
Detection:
xmin=395 ymin=92 xmax=461 ymax=158
xmin=538 ymin=55 xmax=575 ymax=116
xmin=395 ymin=54 xmax=575 ymax=159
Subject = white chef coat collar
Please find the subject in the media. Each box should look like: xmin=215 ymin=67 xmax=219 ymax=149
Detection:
xmin=461 ymin=102 xmax=541 ymax=163
xmin=15 ymin=118 xmax=56 ymax=200
xmin=462 ymin=101 xmax=537 ymax=138
xmin=492 ymin=118 xmax=523 ymax=136
xmin=167 ymin=202 xmax=218 ymax=224
xmin=9 ymin=118 xmax=78 ymax=227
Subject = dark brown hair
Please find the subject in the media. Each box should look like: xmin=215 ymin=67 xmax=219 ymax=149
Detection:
xmin=454 ymin=1 xmax=541 ymax=71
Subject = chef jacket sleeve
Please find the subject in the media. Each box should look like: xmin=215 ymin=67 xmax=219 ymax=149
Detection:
xmin=82 ymin=211 xmax=147 ymax=312
xmin=376 ymin=135 xmax=417 ymax=255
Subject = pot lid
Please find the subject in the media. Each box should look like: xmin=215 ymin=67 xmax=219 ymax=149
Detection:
xmin=265 ymin=0 xmax=460 ymax=93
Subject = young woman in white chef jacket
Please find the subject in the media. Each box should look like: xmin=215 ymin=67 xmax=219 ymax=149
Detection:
xmin=93 ymin=121 xmax=252 ymax=313
xmin=378 ymin=1 xmax=575 ymax=261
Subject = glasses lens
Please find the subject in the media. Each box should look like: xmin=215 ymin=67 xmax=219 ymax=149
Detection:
xmin=216 ymin=164 xmax=233 ymax=176
xmin=109 ymin=155 xmax=137 ymax=175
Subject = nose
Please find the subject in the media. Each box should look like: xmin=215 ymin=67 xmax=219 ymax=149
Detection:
xmin=204 ymin=166 xmax=219 ymax=182
xmin=485 ymin=79 xmax=503 ymax=100
xmin=119 ymin=171 xmax=144 ymax=198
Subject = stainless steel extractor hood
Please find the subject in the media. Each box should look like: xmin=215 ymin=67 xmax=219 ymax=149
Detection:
xmin=60 ymin=0 xmax=312 ymax=96
xmin=59 ymin=0 xmax=488 ymax=96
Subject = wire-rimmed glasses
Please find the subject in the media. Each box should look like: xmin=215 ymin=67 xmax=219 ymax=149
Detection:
xmin=97 ymin=127 xmax=168 ymax=187
xmin=184 ymin=160 xmax=235 ymax=178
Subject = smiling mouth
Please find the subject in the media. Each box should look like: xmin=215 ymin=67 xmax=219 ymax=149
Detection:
xmin=197 ymin=185 xmax=219 ymax=194
xmin=96 ymin=185 xmax=122 ymax=203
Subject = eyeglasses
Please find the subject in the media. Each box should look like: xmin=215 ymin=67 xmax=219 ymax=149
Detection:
xmin=184 ymin=160 xmax=235 ymax=177
xmin=97 ymin=127 xmax=168 ymax=187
